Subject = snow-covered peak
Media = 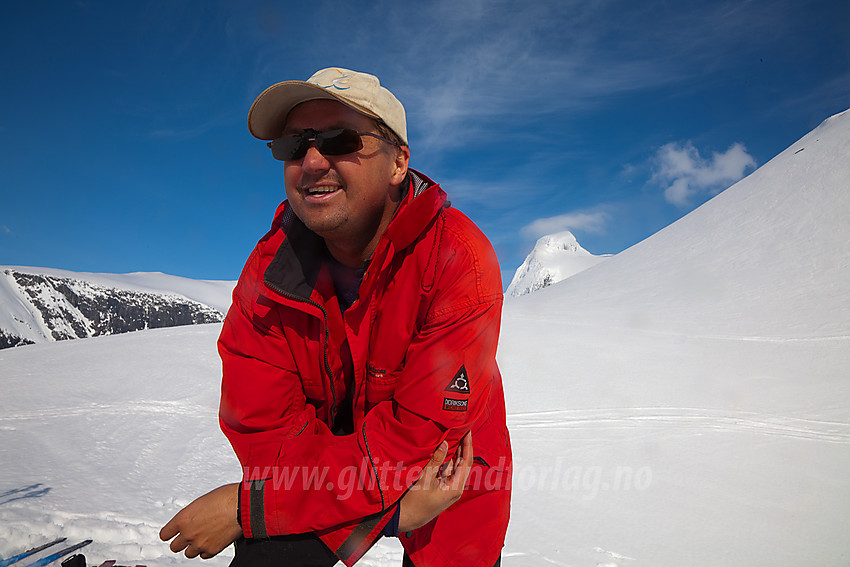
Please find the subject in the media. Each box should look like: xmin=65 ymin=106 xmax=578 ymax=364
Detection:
xmin=533 ymin=231 xmax=586 ymax=254
xmin=506 ymin=230 xmax=610 ymax=297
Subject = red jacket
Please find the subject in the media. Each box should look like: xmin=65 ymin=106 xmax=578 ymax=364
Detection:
xmin=218 ymin=170 xmax=511 ymax=566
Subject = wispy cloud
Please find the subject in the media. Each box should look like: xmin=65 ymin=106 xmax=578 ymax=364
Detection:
xmin=520 ymin=209 xmax=611 ymax=240
xmin=653 ymin=141 xmax=756 ymax=207
xmin=389 ymin=2 xmax=673 ymax=152
xmin=1 ymin=225 xmax=12 ymax=235
xmin=364 ymin=0 xmax=790 ymax=154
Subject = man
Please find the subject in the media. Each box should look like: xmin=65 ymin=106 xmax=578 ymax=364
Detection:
xmin=160 ymin=68 xmax=511 ymax=566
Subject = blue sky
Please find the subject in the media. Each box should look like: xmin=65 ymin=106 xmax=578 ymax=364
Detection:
xmin=1 ymin=1 xmax=848 ymax=284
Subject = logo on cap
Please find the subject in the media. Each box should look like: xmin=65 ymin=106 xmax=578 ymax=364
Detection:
xmin=314 ymin=69 xmax=353 ymax=90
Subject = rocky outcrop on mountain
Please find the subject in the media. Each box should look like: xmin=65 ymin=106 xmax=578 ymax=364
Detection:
xmin=0 ymin=329 xmax=35 ymax=349
xmin=0 ymin=269 xmax=223 ymax=349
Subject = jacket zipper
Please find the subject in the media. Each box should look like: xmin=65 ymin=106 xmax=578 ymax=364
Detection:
xmin=263 ymin=278 xmax=338 ymax=429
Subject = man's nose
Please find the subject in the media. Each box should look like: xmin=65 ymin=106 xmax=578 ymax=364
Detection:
xmin=301 ymin=145 xmax=330 ymax=173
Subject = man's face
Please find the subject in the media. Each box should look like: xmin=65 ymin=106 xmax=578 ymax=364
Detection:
xmin=282 ymin=99 xmax=409 ymax=263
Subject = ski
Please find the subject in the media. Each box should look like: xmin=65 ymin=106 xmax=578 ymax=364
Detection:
xmin=23 ymin=540 xmax=92 ymax=567
xmin=0 ymin=539 xmax=67 ymax=567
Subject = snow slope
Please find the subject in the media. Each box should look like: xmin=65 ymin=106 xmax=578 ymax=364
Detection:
xmin=0 ymin=325 xmax=239 ymax=565
xmin=505 ymin=231 xmax=610 ymax=297
xmin=1 ymin=109 xmax=849 ymax=566
xmin=510 ymin=109 xmax=850 ymax=339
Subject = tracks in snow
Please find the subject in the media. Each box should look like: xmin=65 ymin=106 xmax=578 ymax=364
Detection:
xmin=9 ymin=402 xmax=847 ymax=443
xmin=508 ymin=407 xmax=850 ymax=443
xmin=0 ymin=400 xmax=217 ymax=423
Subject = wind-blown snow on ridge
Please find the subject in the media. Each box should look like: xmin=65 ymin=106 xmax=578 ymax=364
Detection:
xmin=2 ymin=267 xmax=236 ymax=314
xmin=506 ymin=231 xmax=610 ymax=297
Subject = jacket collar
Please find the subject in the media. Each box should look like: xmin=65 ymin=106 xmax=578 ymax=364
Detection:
xmin=382 ymin=169 xmax=447 ymax=251
xmin=264 ymin=206 xmax=326 ymax=301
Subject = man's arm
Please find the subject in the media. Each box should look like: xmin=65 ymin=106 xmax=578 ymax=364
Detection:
xmin=159 ymin=432 xmax=473 ymax=559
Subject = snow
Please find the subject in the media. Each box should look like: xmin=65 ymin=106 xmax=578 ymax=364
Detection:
xmin=2 ymin=108 xmax=849 ymax=566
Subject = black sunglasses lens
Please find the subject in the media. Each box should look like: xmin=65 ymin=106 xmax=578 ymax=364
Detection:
xmin=317 ymin=129 xmax=363 ymax=156
xmin=269 ymin=136 xmax=308 ymax=161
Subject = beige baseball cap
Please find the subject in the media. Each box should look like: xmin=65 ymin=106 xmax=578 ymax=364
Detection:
xmin=247 ymin=67 xmax=408 ymax=145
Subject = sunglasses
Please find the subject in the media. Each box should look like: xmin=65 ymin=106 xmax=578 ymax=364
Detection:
xmin=267 ymin=128 xmax=398 ymax=161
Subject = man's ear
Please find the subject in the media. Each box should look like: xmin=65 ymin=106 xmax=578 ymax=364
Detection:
xmin=390 ymin=145 xmax=411 ymax=186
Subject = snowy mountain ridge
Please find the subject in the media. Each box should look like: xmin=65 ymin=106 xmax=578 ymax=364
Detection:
xmin=506 ymin=230 xmax=610 ymax=297
xmin=0 ymin=267 xmax=235 ymax=350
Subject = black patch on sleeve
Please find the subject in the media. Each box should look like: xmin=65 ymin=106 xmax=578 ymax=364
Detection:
xmin=445 ymin=365 xmax=470 ymax=394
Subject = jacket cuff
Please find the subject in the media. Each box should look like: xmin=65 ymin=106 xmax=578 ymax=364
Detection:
xmin=239 ymin=478 xmax=270 ymax=539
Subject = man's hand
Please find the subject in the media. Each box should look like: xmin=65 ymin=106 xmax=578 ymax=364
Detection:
xmin=398 ymin=430 xmax=473 ymax=532
xmin=159 ymin=483 xmax=243 ymax=559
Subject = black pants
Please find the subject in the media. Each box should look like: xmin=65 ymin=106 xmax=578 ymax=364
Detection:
xmin=230 ymin=535 xmax=337 ymax=567
xmin=230 ymin=535 xmax=501 ymax=567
